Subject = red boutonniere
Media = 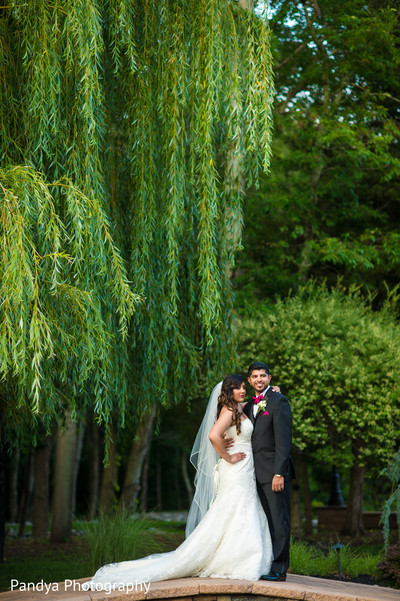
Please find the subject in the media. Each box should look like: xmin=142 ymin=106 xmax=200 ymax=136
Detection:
xmin=253 ymin=398 xmax=269 ymax=416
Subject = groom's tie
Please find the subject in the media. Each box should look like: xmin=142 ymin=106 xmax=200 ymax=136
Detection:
xmin=252 ymin=395 xmax=263 ymax=404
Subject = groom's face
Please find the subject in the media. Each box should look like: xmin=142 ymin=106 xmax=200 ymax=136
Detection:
xmin=248 ymin=369 xmax=271 ymax=394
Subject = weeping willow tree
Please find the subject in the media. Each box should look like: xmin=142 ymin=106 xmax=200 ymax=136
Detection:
xmin=1 ymin=0 xmax=274 ymax=420
xmin=1 ymin=1 xmax=274 ymax=529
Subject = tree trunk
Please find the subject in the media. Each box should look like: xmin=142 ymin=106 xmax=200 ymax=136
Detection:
xmin=8 ymin=448 xmax=20 ymax=523
xmin=17 ymin=450 xmax=34 ymax=537
xmin=341 ymin=464 xmax=365 ymax=536
xmin=118 ymin=406 xmax=157 ymax=511
xmin=0 ymin=442 xmax=6 ymax=563
xmin=291 ymin=452 xmax=301 ymax=536
xmin=33 ymin=440 xmax=51 ymax=539
xmin=300 ymin=455 xmax=313 ymax=535
xmin=174 ymin=447 xmax=182 ymax=510
xmin=140 ymin=449 xmax=151 ymax=513
xmin=51 ymin=412 xmax=78 ymax=542
xmin=224 ymin=0 xmax=252 ymax=278
xmin=71 ymin=420 xmax=86 ymax=518
xmin=181 ymin=451 xmax=193 ymax=507
xmin=156 ymin=444 xmax=162 ymax=510
xmin=87 ymin=415 xmax=100 ymax=520
xmin=99 ymin=423 xmax=118 ymax=514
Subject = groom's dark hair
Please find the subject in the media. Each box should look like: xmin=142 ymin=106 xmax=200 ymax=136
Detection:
xmin=247 ymin=362 xmax=270 ymax=377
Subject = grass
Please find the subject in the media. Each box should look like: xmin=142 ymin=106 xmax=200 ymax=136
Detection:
xmin=2 ymin=557 xmax=89 ymax=592
xmin=0 ymin=539 xmax=91 ymax=593
xmin=290 ymin=539 xmax=381 ymax=579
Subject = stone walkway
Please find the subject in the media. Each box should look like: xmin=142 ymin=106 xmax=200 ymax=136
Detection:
xmin=1 ymin=575 xmax=399 ymax=601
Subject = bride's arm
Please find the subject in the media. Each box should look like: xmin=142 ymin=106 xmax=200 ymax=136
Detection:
xmin=209 ymin=407 xmax=246 ymax=464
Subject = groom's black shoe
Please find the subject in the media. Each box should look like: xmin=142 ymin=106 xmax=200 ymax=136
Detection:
xmin=260 ymin=571 xmax=286 ymax=582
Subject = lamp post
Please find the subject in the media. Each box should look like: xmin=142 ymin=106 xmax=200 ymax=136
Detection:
xmin=328 ymin=465 xmax=344 ymax=506
xmin=332 ymin=543 xmax=345 ymax=580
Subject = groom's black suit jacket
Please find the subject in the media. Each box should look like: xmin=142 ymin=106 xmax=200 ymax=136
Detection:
xmin=244 ymin=388 xmax=295 ymax=484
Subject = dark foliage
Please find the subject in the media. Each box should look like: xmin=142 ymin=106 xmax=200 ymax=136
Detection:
xmin=377 ymin=542 xmax=400 ymax=589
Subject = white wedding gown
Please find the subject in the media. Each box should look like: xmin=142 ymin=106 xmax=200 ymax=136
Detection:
xmin=87 ymin=418 xmax=272 ymax=588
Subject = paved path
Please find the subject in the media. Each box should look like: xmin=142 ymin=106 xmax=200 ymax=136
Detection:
xmin=1 ymin=575 xmax=399 ymax=601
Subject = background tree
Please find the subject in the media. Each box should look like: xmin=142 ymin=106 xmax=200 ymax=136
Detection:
xmin=233 ymin=0 xmax=400 ymax=306
xmin=237 ymin=284 xmax=400 ymax=536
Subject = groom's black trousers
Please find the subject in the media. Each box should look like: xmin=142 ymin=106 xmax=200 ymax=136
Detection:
xmin=256 ymin=479 xmax=291 ymax=574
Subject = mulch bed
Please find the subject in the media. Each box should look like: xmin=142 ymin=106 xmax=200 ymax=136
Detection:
xmin=4 ymin=536 xmax=89 ymax=562
xmin=312 ymin=573 xmax=382 ymax=586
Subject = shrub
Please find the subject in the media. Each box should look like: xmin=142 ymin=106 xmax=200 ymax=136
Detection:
xmin=377 ymin=542 xmax=400 ymax=589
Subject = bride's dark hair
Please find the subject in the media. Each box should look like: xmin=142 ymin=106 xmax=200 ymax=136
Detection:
xmin=217 ymin=374 xmax=245 ymax=435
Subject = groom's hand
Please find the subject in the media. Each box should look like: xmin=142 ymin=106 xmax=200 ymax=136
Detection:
xmin=222 ymin=435 xmax=234 ymax=449
xmin=272 ymin=475 xmax=284 ymax=492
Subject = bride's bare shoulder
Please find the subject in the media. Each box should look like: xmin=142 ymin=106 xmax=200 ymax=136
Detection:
xmin=218 ymin=406 xmax=235 ymax=427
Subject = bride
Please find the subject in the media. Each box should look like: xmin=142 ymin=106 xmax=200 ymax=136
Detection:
xmin=86 ymin=374 xmax=273 ymax=589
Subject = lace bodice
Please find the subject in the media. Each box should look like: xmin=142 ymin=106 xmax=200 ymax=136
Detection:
xmin=224 ymin=416 xmax=253 ymax=445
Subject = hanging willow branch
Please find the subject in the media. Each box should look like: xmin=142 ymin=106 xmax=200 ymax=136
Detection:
xmin=0 ymin=166 xmax=139 ymax=420
xmin=1 ymin=0 xmax=274 ymax=429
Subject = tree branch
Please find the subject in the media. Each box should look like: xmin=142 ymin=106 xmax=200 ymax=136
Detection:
xmin=312 ymin=0 xmax=322 ymax=18
xmin=276 ymin=41 xmax=308 ymax=70
xmin=332 ymin=74 xmax=352 ymax=106
xmin=237 ymin=0 xmax=253 ymax=9
xmin=354 ymin=84 xmax=400 ymax=104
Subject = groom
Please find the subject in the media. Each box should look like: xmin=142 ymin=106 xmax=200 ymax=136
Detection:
xmin=244 ymin=361 xmax=294 ymax=582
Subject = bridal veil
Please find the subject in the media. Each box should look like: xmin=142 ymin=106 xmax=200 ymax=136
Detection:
xmin=185 ymin=381 xmax=222 ymax=537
